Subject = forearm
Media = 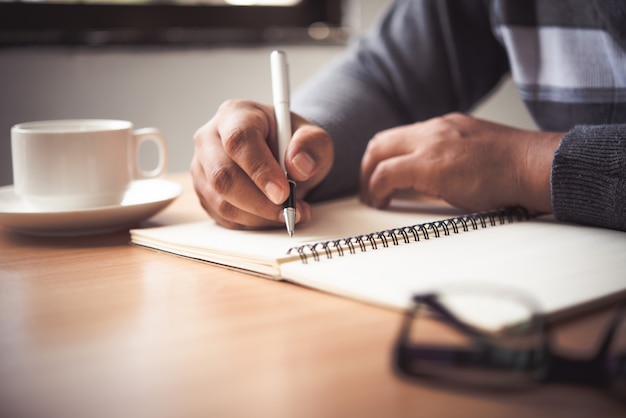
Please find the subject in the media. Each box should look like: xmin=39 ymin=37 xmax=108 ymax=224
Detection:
xmin=292 ymin=57 xmax=405 ymax=201
xmin=292 ymin=0 xmax=507 ymax=202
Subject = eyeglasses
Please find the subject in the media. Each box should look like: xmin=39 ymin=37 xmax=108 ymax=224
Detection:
xmin=392 ymin=287 xmax=626 ymax=401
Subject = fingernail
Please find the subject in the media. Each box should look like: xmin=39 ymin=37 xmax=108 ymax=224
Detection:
xmin=292 ymin=152 xmax=315 ymax=178
xmin=265 ymin=181 xmax=286 ymax=205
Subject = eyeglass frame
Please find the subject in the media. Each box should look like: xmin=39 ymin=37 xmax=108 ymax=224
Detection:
xmin=392 ymin=292 xmax=625 ymax=395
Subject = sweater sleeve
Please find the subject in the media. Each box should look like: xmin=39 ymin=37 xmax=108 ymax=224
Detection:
xmin=292 ymin=0 xmax=508 ymax=201
xmin=552 ymin=125 xmax=626 ymax=231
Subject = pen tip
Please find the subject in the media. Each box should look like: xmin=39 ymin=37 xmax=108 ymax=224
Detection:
xmin=283 ymin=206 xmax=295 ymax=238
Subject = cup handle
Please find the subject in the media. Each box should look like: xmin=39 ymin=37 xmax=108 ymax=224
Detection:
xmin=132 ymin=127 xmax=168 ymax=179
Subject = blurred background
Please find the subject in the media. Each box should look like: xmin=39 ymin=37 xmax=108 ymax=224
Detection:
xmin=0 ymin=0 xmax=536 ymax=187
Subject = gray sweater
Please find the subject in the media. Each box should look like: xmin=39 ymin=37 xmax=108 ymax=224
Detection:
xmin=292 ymin=0 xmax=626 ymax=231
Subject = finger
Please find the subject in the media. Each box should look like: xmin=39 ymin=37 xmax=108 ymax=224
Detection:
xmin=217 ymin=102 xmax=290 ymax=205
xmin=191 ymin=147 xmax=261 ymax=227
xmin=284 ymin=117 xmax=334 ymax=190
xmin=202 ymin=190 xmax=280 ymax=229
xmin=198 ymin=128 xmax=288 ymax=224
xmin=205 ymin=197 xmax=311 ymax=230
xmin=365 ymin=153 xmax=435 ymax=209
xmin=193 ymin=139 xmax=313 ymax=229
xmin=193 ymin=170 xmax=279 ymax=229
xmin=360 ymin=126 xmax=418 ymax=204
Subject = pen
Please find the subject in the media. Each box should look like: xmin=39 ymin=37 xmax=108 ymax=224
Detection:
xmin=270 ymin=50 xmax=296 ymax=237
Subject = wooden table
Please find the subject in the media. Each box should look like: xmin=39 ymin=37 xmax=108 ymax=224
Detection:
xmin=1 ymin=173 xmax=624 ymax=418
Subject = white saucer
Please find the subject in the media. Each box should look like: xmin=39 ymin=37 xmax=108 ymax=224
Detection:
xmin=0 ymin=179 xmax=182 ymax=236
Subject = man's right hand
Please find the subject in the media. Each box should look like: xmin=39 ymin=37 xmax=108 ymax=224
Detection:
xmin=191 ymin=99 xmax=334 ymax=230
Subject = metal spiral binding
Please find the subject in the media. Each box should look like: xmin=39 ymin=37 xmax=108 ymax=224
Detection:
xmin=287 ymin=206 xmax=529 ymax=264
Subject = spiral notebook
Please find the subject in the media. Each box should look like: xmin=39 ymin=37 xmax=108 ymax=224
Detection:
xmin=131 ymin=196 xmax=626 ymax=319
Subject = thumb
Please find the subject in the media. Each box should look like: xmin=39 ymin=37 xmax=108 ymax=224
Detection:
xmin=285 ymin=117 xmax=334 ymax=194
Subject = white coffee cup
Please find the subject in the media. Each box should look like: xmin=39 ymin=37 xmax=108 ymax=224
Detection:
xmin=11 ymin=119 xmax=168 ymax=211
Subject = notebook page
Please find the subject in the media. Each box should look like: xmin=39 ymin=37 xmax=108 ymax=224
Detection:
xmin=280 ymin=217 xmax=626 ymax=320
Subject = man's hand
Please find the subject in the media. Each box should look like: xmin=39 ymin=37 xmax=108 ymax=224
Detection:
xmin=360 ymin=113 xmax=563 ymax=214
xmin=191 ymin=99 xmax=333 ymax=229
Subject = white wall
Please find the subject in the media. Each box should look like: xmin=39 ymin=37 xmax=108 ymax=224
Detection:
xmin=0 ymin=45 xmax=345 ymax=185
xmin=0 ymin=0 xmax=534 ymax=186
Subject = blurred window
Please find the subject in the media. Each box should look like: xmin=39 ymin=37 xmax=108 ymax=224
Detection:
xmin=0 ymin=0 xmax=346 ymax=46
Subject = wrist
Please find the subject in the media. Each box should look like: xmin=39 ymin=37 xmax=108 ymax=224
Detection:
xmin=518 ymin=132 xmax=563 ymax=214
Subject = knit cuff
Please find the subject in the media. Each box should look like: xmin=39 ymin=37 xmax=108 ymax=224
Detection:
xmin=551 ymin=125 xmax=626 ymax=231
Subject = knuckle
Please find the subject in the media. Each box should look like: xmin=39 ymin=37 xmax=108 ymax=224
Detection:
xmin=222 ymin=126 xmax=265 ymax=157
xmin=218 ymin=99 xmax=265 ymax=123
xmin=222 ymin=127 xmax=248 ymax=156
xmin=426 ymin=115 xmax=450 ymax=132
xmin=215 ymin=100 xmax=271 ymax=157
xmin=192 ymin=121 xmax=212 ymax=148
xmin=442 ymin=111 xmax=464 ymax=121
xmin=214 ymin=196 xmax=239 ymax=221
xmin=370 ymin=130 xmax=388 ymax=144
xmin=427 ymin=114 xmax=466 ymax=142
xmin=361 ymin=132 xmax=389 ymax=174
xmin=440 ymin=112 xmax=470 ymax=132
xmin=248 ymin=159 xmax=272 ymax=185
xmin=218 ymin=98 xmax=248 ymax=113
xmin=209 ymin=163 xmax=238 ymax=195
xmin=300 ymin=127 xmax=335 ymax=171
xmin=371 ymin=162 xmax=393 ymax=187
xmin=366 ymin=132 xmax=387 ymax=155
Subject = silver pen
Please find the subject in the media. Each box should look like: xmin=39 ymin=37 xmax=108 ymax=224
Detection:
xmin=270 ymin=50 xmax=296 ymax=237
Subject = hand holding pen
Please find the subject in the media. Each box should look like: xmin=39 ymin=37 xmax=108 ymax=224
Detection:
xmin=189 ymin=56 xmax=334 ymax=231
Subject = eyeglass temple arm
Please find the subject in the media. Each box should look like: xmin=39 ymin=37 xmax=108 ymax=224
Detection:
xmin=546 ymin=302 xmax=625 ymax=386
xmin=397 ymin=296 xmax=542 ymax=371
xmin=397 ymin=344 xmax=541 ymax=371
xmin=596 ymin=302 xmax=624 ymax=359
xmin=415 ymin=295 xmax=493 ymax=339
